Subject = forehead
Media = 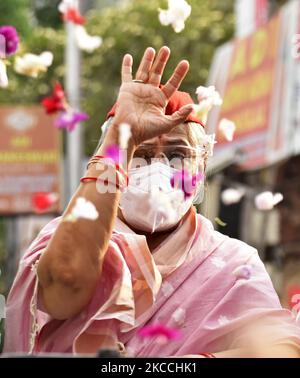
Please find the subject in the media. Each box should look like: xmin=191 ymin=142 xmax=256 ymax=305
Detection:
xmin=143 ymin=124 xmax=192 ymax=147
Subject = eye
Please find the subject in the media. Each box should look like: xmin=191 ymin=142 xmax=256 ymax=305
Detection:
xmin=168 ymin=152 xmax=186 ymax=160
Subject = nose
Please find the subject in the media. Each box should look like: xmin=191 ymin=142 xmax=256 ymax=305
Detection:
xmin=154 ymin=152 xmax=169 ymax=164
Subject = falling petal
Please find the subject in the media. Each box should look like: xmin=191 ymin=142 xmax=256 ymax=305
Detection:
xmin=68 ymin=197 xmax=99 ymax=221
xmin=105 ymin=144 xmax=123 ymax=164
xmin=211 ymin=256 xmax=226 ymax=268
xmin=218 ymin=118 xmax=236 ymax=142
xmin=63 ymin=7 xmax=86 ymax=25
xmin=194 ymin=86 xmax=222 ymax=123
xmin=75 ymin=25 xmax=102 ymax=53
xmin=138 ymin=324 xmax=182 ymax=341
xmin=54 ymin=110 xmax=89 ymax=132
xmin=158 ymin=0 xmax=191 ymax=33
xmin=14 ymin=51 xmax=53 ymax=78
xmin=58 ymin=0 xmax=73 ymax=14
xmin=215 ymin=217 xmax=227 ymax=227
xmin=171 ymin=308 xmax=186 ymax=326
xmin=119 ymin=122 xmax=132 ymax=149
xmin=221 ymin=188 xmax=245 ymax=205
xmin=233 ymin=265 xmax=252 ymax=280
xmin=0 ymin=59 xmax=8 ymax=88
xmin=0 ymin=25 xmax=19 ymax=56
xmin=255 ymin=191 xmax=283 ymax=211
xmin=41 ymin=82 xmax=67 ymax=114
xmin=170 ymin=169 xmax=203 ymax=200
xmin=32 ymin=192 xmax=58 ymax=213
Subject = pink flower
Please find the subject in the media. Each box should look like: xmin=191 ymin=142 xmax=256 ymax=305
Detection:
xmin=170 ymin=169 xmax=204 ymax=199
xmin=54 ymin=110 xmax=89 ymax=132
xmin=138 ymin=324 xmax=182 ymax=343
xmin=0 ymin=25 xmax=19 ymax=57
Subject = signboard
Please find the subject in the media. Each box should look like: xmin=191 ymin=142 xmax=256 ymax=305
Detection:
xmin=207 ymin=0 xmax=300 ymax=171
xmin=0 ymin=106 xmax=61 ymax=214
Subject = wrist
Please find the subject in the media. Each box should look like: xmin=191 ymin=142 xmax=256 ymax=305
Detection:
xmin=97 ymin=122 xmax=137 ymax=168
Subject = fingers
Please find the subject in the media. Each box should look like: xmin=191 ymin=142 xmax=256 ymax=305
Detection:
xmin=164 ymin=104 xmax=194 ymax=130
xmin=162 ymin=60 xmax=190 ymax=99
xmin=148 ymin=46 xmax=170 ymax=86
xmin=121 ymin=54 xmax=133 ymax=83
xmin=135 ymin=47 xmax=156 ymax=82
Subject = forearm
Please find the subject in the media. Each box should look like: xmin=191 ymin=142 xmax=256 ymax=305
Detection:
xmin=37 ymin=122 xmax=136 ymax=319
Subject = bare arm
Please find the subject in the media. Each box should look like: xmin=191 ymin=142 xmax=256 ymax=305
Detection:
xmin=37 ymin=46 xmax=194 ymax=320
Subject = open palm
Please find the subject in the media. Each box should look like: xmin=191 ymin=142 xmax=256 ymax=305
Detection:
xmin=113 ymin=47 xmax=194 ymax=146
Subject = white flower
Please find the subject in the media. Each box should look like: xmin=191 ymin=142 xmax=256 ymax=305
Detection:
xmin=171 ymin=308 xmax=186 ymax=326
xmin=58 ymin=0 xmax=74 ymax=14
xmin=75 ymin=25 xmax=102 ymax=53
xmin=218 ymin=118 xmax=236 ymax=142
xmin=221 ymin=188 xmax=245 ymax=205
xmin=158 ymin=0 xmax=191 ymax=33
xmin=211 ymin=256 xmax=226 ymax=268
xmin=14 ymin=52 xmax=53 ymax=78
xmin=0 ymin=59 xmax=8 ymax=88
xmin=194 ymin=86 xmax=223 ymax=123
xmin=254 ymin=191 xmax=283 ymax=211
xmin=68 ymin=197 xmax=99 ymax=221
xmin=119 ymin=123 xmax=132 ymax=149
xmin=218 ymin=315 xmax=229 ymax=326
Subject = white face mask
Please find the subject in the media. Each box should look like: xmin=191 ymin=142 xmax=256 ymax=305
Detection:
xmin=119 ymin=162 xmax=199 ymax=233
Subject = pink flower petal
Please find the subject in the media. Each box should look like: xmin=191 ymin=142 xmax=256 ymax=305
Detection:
xmin=138 ymin=324 xmax=182 ymax=341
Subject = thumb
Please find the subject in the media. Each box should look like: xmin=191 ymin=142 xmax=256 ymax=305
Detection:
xmin=165 ymin=104 xmax=195 ymax=129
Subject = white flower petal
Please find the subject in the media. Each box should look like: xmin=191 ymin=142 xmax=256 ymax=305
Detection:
xmin=0 ymin=59 xmax=8 ymax=88
xmin=70 ymin=197 xmax=99 ymax=221
xmin=255 ymin=191 xmax=283 ymax=211
xmin=58 ymin=0 xmax=74 ymax=14
xmin=211 ymin=256 xmax=226 ymax=268
xmin=218 ymin=118 xmax=236 ymax=142
xmin=221 ymin=188 xmax=245 ymax=205
xmin=158 ymin=0 xmax=191 ymax=33
xmin=14 ymin=52 xmax=53 ymax=78
xmin=75 ymin=25 xmax=102 ymax=53
xmin=171 ymin=308 xmax=186 ymax=326
xmin=119 ymin=123 xmax=132 ymax=149
xmin=39 ymin=51 xmax=53 ymax=67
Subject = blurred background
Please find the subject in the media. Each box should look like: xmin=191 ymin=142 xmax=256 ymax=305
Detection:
xmin=0 ymin=0 xmax=299 ymax=351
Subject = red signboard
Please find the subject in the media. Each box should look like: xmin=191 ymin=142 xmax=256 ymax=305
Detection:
xmin=208 ymin=0 xmax=300 ymax=171
xmin=0 ymin=106 xmax=61 ymax=214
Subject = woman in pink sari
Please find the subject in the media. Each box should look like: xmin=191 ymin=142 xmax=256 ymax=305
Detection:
xmin=4 ymin=47 xmax=300 ymax=357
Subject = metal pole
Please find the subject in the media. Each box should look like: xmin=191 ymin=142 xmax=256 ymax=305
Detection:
xmin=65 ymin=0 xmax=82 ymax=202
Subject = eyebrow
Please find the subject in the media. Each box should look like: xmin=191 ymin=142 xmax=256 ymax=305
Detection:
xmin=141 ymin=139 xmax=191 ymax=147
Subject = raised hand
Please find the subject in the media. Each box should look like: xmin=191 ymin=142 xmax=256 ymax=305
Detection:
xmin=113 ymin=46 xmax=194 ymax=146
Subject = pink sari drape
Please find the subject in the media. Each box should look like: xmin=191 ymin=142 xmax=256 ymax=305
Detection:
xmin=3 ymin=207 xmax=300 ymax=356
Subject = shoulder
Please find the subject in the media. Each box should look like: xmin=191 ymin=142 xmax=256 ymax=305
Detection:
xmin=196 ymin=213 xmax=258 ymax=265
